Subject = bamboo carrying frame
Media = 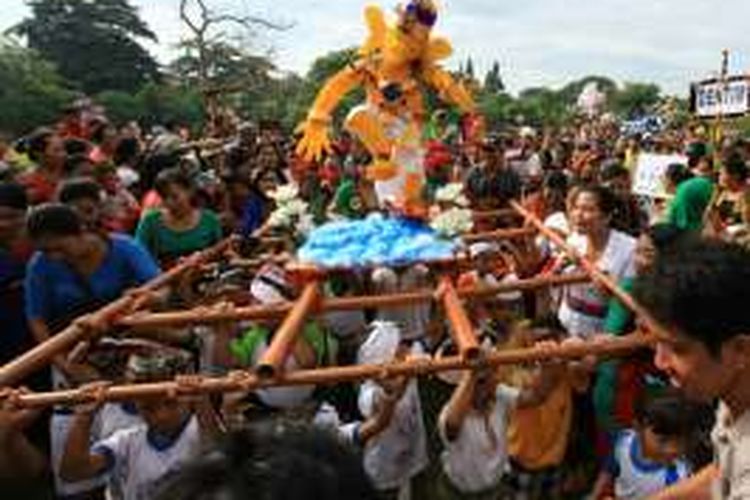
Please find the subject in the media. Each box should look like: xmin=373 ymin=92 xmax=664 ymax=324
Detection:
xmin=0 ymin=204 xmax=663 ymax=408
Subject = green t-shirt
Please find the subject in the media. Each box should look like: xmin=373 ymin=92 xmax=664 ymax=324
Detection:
xmin=603 ymin=277 xmax=635 ymax=336
xmin=135 ymin=209 xmax=222 ymax=266
xmin=230 ymin=322 xmax=338 ymax=368
xmin=666 ymin=177 xmax=715 ymax=232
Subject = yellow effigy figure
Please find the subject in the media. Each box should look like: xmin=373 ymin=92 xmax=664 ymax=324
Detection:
xmin=296 ymin=0 xmax=477 ymax=217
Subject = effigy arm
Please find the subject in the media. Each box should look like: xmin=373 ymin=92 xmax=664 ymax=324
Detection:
xmin=296 ymin=65 xmax=365 ymax=162
xmin=421 ymin=64 xmax=475 ymax=113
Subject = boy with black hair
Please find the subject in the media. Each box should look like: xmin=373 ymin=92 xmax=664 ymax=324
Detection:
xmin=60 ymin=352 xmax=221 ymax=500
xmin=57 ymin=177 xmax=104 ymax=231
xmin=633 ymin=238 xmax=750 ymax=499
xmin=591 ymin=389 xmax=697 ymax=499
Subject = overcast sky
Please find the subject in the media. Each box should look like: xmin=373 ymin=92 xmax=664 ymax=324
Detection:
xmin=1 ymin=0 xmax=748 ymax=96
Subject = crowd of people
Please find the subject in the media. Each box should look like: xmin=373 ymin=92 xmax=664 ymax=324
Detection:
xmin=0 ymin=99 xmax=749 ymax=500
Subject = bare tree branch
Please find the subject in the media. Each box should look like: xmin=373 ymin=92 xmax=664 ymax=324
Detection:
xmin=179 ymin=0 xmax=202 ymax=36
xmin=212 ymin=14 xmax=292 ymax=31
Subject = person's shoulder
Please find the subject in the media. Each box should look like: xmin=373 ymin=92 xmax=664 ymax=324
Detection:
xmin=136 ymin=209 xmax=162 ymax=233
xmin=200 ymin=209 xmax=221 ymax=225
xmin=140 ymin=208 xmax=162 ymax=221
xmin=26 ymin=250 xmax=54 ymax=274
xmin=110 ymin=233 xmax=145 ymax=251
xmin=98 ymin=423 xmax=146 ymax=450
xmin=609 ymin=428 xmax=636 ymax=457
xmin=610 ymin=229 xmax=637 ymax=249
xmin=566 ymin=231 xmax=587 ymax=249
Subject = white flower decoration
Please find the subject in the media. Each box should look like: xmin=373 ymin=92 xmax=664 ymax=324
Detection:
xmin=268 ymin=184 xmax=300 ymax=204
xmin=435 ymin=182 xmax=469 ymax=208
xmin=430 ymin=208 xmax=473 ymax=238
xmin=266 ymin=183 xmax=316 ymax=239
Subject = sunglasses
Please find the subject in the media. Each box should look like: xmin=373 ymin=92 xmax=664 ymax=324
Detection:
xmin=405 ymin=2 xmax=437 ymax=27
xmin=381 ymin=82 xmax=404 ymax=103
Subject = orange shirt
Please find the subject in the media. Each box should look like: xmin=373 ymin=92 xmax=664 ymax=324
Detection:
xmin=507 ymin=377 xmax=573 ymax=470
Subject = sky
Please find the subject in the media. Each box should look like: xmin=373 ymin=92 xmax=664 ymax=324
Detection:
xmin=1 ymin=0 xmax=749 ymax=97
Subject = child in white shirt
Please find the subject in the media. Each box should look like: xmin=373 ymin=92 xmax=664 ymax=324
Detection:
xmin=591 ymin=390 xmax=697 ymax=500
xmin=357 ymin=321 xmax=429 ymax=500
xmin=437 ymin=348 xmax=563 ymax=498
xmin=60 ymin=355 xmax=220 ymax=500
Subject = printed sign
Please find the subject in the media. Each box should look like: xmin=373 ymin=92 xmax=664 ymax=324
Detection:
xmin=693 ymin=77 xmax=750 ymax=118
xmin=632 ymin=153 xmax=687 ymax=198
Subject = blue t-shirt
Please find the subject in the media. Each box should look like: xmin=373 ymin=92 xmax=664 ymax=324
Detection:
xmin=25 ymin=234 xmax=160 ymax=329
xmin=605 ymin=429 xmax=689 ymax=499
xmin=240 ymin=194 xmax=266 ymax=236
xmin=0 ymin=248 xmax=32 ymax=362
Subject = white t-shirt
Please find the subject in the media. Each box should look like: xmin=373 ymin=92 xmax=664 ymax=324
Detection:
xmin=608 ymin=429 xmax=689 ymax=500
xmin=358 ymin=380 xmax=428 ymax=490
xmin=98 ymin=403 xmax=143 ymax=444
xmin=51 ymin=404 xmax=142 ymax=497
xmin=51 ymin=411 xmax=107 ymax=496
xmin=438 ymin=384 xmax=520 ymax=493
xmin=251 ymin=340 xmax=316 ymax=409
xmin=558 ymin=230 xmax=636 ymax=338
xmin=712 ymin=402 xmax=750 ymax=499
xmin=92 ymin=416 xmax=202 ymax=500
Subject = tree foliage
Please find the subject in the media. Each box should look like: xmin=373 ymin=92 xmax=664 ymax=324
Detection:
xmin=171 ymin=41 xmax=275 ymax=93
xmin=0 ymin=39 xmax=73 ymax=134
xmin=612 ymin=82 xmax=662 ymax=119
xmin=97 ymin=83 xmax=205 ymax=131
xmin=11 ymin=0 xmax=160 ymax=94
xmin=483 ymin=61 xmax=504 ymax=95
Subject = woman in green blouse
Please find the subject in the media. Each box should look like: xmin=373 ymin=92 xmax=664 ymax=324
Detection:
xmin=136 ymin=167 xmax=222 ymax=268
xmin=594 ymin=224 xmax=686 ymax=439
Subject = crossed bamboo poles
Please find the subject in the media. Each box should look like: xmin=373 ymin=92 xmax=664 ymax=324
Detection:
xmin=0 ymin=205 xmax=662 ymax=407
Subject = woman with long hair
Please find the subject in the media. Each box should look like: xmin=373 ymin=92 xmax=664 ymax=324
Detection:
xmin=135 ymin=168 xmax=222 ymax=268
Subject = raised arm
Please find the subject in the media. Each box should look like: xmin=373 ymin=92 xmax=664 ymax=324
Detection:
xmin=647 ymin=464 xmax=716 ymax=500
xmin=60 ymin=383 xmax=110 ymax=482
xmin=441 ymin=370 xmax=479 ymax=441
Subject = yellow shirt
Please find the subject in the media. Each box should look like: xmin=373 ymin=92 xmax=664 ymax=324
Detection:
xmin=507 ymin=378 xmax=573 ymax=470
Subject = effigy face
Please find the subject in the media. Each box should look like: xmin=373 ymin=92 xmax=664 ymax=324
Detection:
xmin=388 ymin=0 xmax=436 ymax=65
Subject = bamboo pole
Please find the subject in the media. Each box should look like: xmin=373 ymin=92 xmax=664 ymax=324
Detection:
xmin=472 ymin=208 xmax=519 ymax=221
xmin=256 ymin=282 xmax=321 ymax=379
xmin=0 ymin=237 xmax=237 ymax=387
xmin=462 ymin=227 xmax=535 ymax=243
xmin=10 ymin=333 xmax=654 ymax=409
xmin=440 ymin=279 xmax=480 ymax=360
xmin=510 ymin=201 xmax=666 ymax=335
xmin=137 ymin=236 xmax=238 ymax=295
xmin=117 ymin=273 xmax=591 ymax=329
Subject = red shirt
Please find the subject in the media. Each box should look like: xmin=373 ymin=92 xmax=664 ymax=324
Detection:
xmin=18 ymin=170 xmax=59 ymax=205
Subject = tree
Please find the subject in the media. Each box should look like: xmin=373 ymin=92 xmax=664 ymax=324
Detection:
xmin=10 ymin=0 xmax=160 ymax=94
xmin=95 ymin=84 xmax=205 ymax=132
xmin=465 ymin=57 xmax=475 ymax=80
xmin=612 ymin=82 xmax=661 ymax=119
xmin=171 ymin=41 xmax=275 ymax=92
xmin=483 ymin=61 xmax=504 ymax=94
xmin=0 ymin=38 xmax=73 ymax=134
xmin=513 ymin=87 xmax=570 ymax=127
xmin=477 ymin=91 xmax=514 ymax=130
xmin=177 ymin=0 xmax=288 ymax=129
